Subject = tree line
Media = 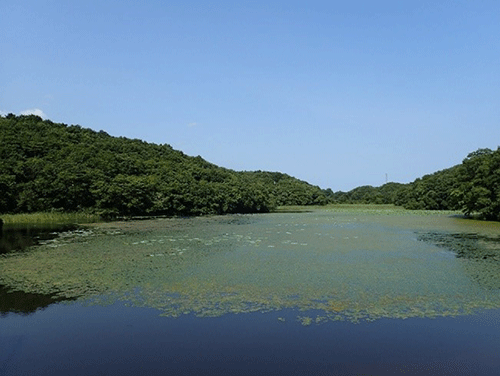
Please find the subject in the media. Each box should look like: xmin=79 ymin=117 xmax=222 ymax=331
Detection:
xmin=331 ymin=148 xmax=500 ymax=221
xmin=0 ymin=114 xmax=328 ymax=217
xmin=1 ymin=114 xmax=499 ymax=221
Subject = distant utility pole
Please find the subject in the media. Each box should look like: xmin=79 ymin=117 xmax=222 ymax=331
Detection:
xmin=385 ymin=173 xmax=388 ymax=184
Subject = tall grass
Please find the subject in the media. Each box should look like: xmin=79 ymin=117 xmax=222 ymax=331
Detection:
xmin=0 ymin=212 xmax=102 ymax=225
xmin=275 ymin=203 xmax=401 ymax=212
xmin=275 ymin=204 xmax=462 ymax=216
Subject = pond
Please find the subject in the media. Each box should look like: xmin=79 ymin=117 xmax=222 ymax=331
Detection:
xmin=1 ymin=207 xmax=500 ymax=375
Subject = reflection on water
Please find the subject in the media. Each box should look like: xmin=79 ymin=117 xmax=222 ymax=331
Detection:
xmin=1 ymin=208 xmax=500 ymax=322
xmin=0 ymin=285 xmax=70 ymax=316
xmin=418 ymin=232 xmax=500 ymax=260
xmin=418 ymin=232 xmax=500 ymax=289
xmin=0 ymin=225 xmax=78 ymax=254
xmin=0 ymin=224 xmax=80 ymax=315
xmin=3 ymin=300 xmax=500 ymax=376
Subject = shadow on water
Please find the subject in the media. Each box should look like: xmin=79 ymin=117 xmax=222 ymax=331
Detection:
xmin=0 ymin=224 xmax=79 ymax=315
xmin=418 ymin=232 xmax=500 ymax=261
xmin=418 ymin=231 xmax=500 ymax=289
xmin=0 ymin=285 xmax=73 ymax=317
xmin=0 ymin=224 xmax=78 ymax=254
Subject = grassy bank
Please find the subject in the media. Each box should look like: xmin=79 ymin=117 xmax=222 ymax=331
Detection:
xmin=276 ymin=204 xmax=402 ymax=212
xmin=275 ymin=204 xmax=464 ymax=217
xmin=1 ymin=204 xmax=464 ymax=226
xmin=0 ymin=212 xmax=102 ymax=225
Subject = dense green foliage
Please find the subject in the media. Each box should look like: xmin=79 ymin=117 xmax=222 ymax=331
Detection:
xmin=1 ymin=114 xmax=498 ymax=220
xmin=393 ymin=166 xmax=463 ymax=211
xmin=454 ymin=148 xmax=500 ymax=220
xmin=241 ymin=171 xmax=327 ymax=206
xmin=0 ymin=114 xmax=328 ymax=217
xmin=331 ymin=183 xmax=408 ymax=205
xmin=331 ymin=148 xmax=500 ymax=220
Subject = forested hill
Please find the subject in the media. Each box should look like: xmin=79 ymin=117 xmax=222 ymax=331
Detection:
xmin=332 ymin=148 xmax=500 ymax=221
xmin=0 ymin=114 xmax=328 ymax=217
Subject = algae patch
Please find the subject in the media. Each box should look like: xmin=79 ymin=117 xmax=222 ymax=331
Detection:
xmin=1 ymin=211 xmax=500 ymax=323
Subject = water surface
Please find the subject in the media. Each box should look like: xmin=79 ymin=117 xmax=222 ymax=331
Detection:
xmin=1 ymin=208 xmax=500 ymax=374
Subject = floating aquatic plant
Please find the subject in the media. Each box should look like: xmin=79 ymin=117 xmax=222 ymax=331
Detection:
xmin=1 ymin=210 xmax=500 ymax=323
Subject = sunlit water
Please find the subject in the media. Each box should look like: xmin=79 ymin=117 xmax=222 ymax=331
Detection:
xmin=1 ymin=208 xmax=500 ymax=375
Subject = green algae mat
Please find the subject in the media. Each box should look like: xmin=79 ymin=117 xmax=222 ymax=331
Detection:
xmin=2 ymin=207 xmax=500 ymax=323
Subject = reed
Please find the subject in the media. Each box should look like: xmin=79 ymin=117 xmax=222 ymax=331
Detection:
xmin=0 ymin=211 xmax=102 ymax=225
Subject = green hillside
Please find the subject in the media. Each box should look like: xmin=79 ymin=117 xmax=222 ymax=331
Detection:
xmin=332 ymin=148 xmax=500 ymax=221
xmin=0 ymin=114 xmax=327 ymax=217
xmin=2 ymin=114 xmax=499 ymax=221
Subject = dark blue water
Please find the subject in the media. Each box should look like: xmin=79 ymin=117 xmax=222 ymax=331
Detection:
xmin=1 ymin=300 xmax=499 ymax=376
xmin=2 ymin=216 xmax=500 ymax=375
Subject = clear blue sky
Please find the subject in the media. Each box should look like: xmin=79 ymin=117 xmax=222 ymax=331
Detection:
xmin=2 ymin=1 xmax=499 ymax=191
